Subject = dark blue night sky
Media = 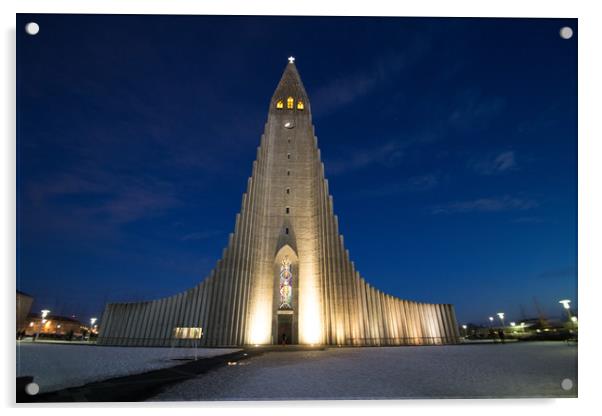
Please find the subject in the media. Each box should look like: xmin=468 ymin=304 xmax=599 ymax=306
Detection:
xmin=17 ymin=14 xmax=577 ymax=326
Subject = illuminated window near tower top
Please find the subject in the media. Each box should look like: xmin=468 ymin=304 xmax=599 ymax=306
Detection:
xmin=297 ymin=100 xmax=304 ymax=110
xmin=287 ymin=97 xmax=294 ymax=109
xmin=276 ymin=100 xmax=283 ymax=109
xmin=279 ymin=256 xmax=293 ymax=309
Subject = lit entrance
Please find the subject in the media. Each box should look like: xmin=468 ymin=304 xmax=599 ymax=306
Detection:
xmin=273 ymin=245 xmax=298 ymax=344
xmin=277 ymin=312 xmax=293 ymax=345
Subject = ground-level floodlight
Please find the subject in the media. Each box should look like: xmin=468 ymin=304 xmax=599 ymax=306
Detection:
xmin=488 ymin=317 xmax=494 ymax=322
xmin=462 ymin=324 xmax=467 ymax=329
xmin=571 ymin=316 xmax=578 ymax=323
xmin=510 ymin=322 xmax=516 ymax=327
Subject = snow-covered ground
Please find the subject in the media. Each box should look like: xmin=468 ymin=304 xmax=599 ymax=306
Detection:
xmin=16 ymin=342 xmax=240 ymax=393
xmin=153 ymin=341 xmax=577 ymax=400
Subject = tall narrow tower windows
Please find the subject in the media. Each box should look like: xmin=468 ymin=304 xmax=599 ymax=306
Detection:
xmin=286 ymin=207 xmax=290 ymax=214
xmin=286 ymin=188 xmax=290 ymax=194
xmin=287 ymin=170 xmax=290 ymax=176
xmin=297 ymin=100 xmax=304 ymax=110
xmin=287 ymin=97 xmax=294 ymax=109
xmin=285 ymin=227 xmax=289 ymax=235
xmin=287 ymin=153 xmax=291 ymax=159
xmin=276 ymin=100 xmax=284 ymax=109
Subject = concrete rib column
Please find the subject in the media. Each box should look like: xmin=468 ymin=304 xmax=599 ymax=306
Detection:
xmin=443 ymin=304 xmax=455 ymax=344
xmin=326 ymin=194 xmax=337 ymax=344
xmin=321 ymin=180 xmax=333 ymax=344
xmin=161 ymin=296 xmax=175 ymax=347
xmin=409 ymin=301 xmax=418 ymax=345
xmin=237 ymin=181 xmax=254 ymax=346
xmin=109 ymin=305 xmax=122 ymax=345
xmin=228 ymin=215 xmax=243 ymax=345
xmin=231 ymin=214 xmax=245 ymax=345
xmin=390 ymin=299 xmax=398 ymax=345
xmin=369 ymin=286 xmax=379 ymax=344
xmin=354 ymin=273 xmax=364 ymax=345
xmin=214 ymin=252 xmax=228 ymax=346
xmin=192 ymin=283 xmax=204 ymax=340
xmin=338 ymin=239 xmax=350 ymax=344
xmin=217 ymin=240 xmax=233 ymax=346
xmin=435 ymin=304 xmax=446 ymax=343
xmin=98 ymin=305 xmax=113 ymax=344
xmin=144 ymin=300 xmax=157 ymax=346
xmin=400 ymin=300 xmax=409 ymax=344
xmin=117 ymin=304 xmax=132 ymax=346
xmin=208 ymin=269 xmax=222 ymax=346
xmin=119 ymin=304 xmax=134 ymax=346
xmin=199 ymin=274 xmax=214 ymax=346
xmin=360 ymin=281 xmax=369 ymax=345
xmin=206 ymin=261 xmax=223 ymax=346
xmin=128 ymin=302 xmax=145 ymax=346
xmin=421 ymin=304 xmax=433 ymax=344
xmin=137 ymin=303 xmax=153 ymax=346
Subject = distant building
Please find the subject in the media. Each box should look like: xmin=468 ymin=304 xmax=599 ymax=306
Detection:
xmin=16 ymin=291 xmax=33 ymax=333
xmin=24 ymin=314 xmax=88 ymax=337
xmin=98 ymin=58 xmax=460 ymax=347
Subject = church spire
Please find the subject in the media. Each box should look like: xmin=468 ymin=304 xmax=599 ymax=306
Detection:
xmin=270 ymin=57 xmax=309 ymax=113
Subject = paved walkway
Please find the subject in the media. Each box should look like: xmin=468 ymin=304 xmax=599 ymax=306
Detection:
xmin=152 ymin=341 xmax=577 ymax=400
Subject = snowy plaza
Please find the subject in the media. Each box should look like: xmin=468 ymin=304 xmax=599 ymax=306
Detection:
xmin=17 ymin=341 xmax=577 ymax=400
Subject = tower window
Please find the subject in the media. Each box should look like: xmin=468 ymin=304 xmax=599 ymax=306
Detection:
xmin=276 ymin=100 xmax=283 ymax=109
xmin=297 ymin=100 xmax=304 ymax=110
xmin=286 ymin=207 xmax=290 ymax=214
xmin=287 ymin=153 xmax=291 ymax=159
xmin=285 ymin=227 xmax=289 ymax=235
xmin=286 ymin=188 xmax=290 ymax=194
xmin=287 ymin=97 xmax=294 ymax=109
xmin=287 ymin=170 xmax=290 ymax=176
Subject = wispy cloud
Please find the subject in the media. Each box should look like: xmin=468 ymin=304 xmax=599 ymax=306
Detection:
xmin=311 ymin=51 xmax=414 ymax=118
xmin=326 ymin=140 xmax=406 ymax=175
xmin=471 ymin=151 xmax=517 ymax=175
xmin=448 ymin=89 xmax=506 ymax=129
xmin=349 ymin=174 xmax=439 ymax=199
xmin=26 ymin=166 xmax=180 ymax=228
xmin=432 ymin=195 xmax=538 ymax=214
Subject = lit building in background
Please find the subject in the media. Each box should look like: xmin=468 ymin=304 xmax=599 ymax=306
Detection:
xmin=98 ymin=58 xmax=460 ymax=347
xmin=16 ymin=290 xmax=34 ymax=333
xmin=24 ymin=314 xmax=89 ymax=337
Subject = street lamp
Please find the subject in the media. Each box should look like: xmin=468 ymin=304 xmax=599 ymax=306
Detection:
xmin=35 ymin=309 xmax=51 ymax=342
xmin=497 ymin=312 xmax=505 ymax=327
xmin=461 ymin=324 xmax=468 ymax=337
xmin=89 ymin=318 xmax=97 ymax=341
xmin=559 ymin=299 xmax=573 ymax=321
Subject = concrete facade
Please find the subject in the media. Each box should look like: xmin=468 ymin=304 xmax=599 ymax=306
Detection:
xmin=98 ymin=60 xmax=460 ymax=347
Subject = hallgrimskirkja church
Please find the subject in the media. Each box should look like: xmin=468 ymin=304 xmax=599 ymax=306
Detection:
xmin=98 ymin=58 xmax=460 ymax=347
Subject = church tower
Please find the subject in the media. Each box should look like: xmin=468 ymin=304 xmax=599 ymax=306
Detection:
xmin=98 ymin=58 xmax=460 ymax=347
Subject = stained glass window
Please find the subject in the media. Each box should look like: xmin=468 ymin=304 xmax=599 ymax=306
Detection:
xmin=287 ymin=97 xmax=294 ymax=109
xmin=279 ymin=256 xmax=293 ymax=309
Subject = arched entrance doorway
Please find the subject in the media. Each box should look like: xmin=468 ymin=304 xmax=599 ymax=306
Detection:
xmin=273 ymin=245 xmax=298 ymax=344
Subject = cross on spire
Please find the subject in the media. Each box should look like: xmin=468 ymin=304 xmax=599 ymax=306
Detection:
xmin=288 ymin=56 xmax=295 ymax=64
